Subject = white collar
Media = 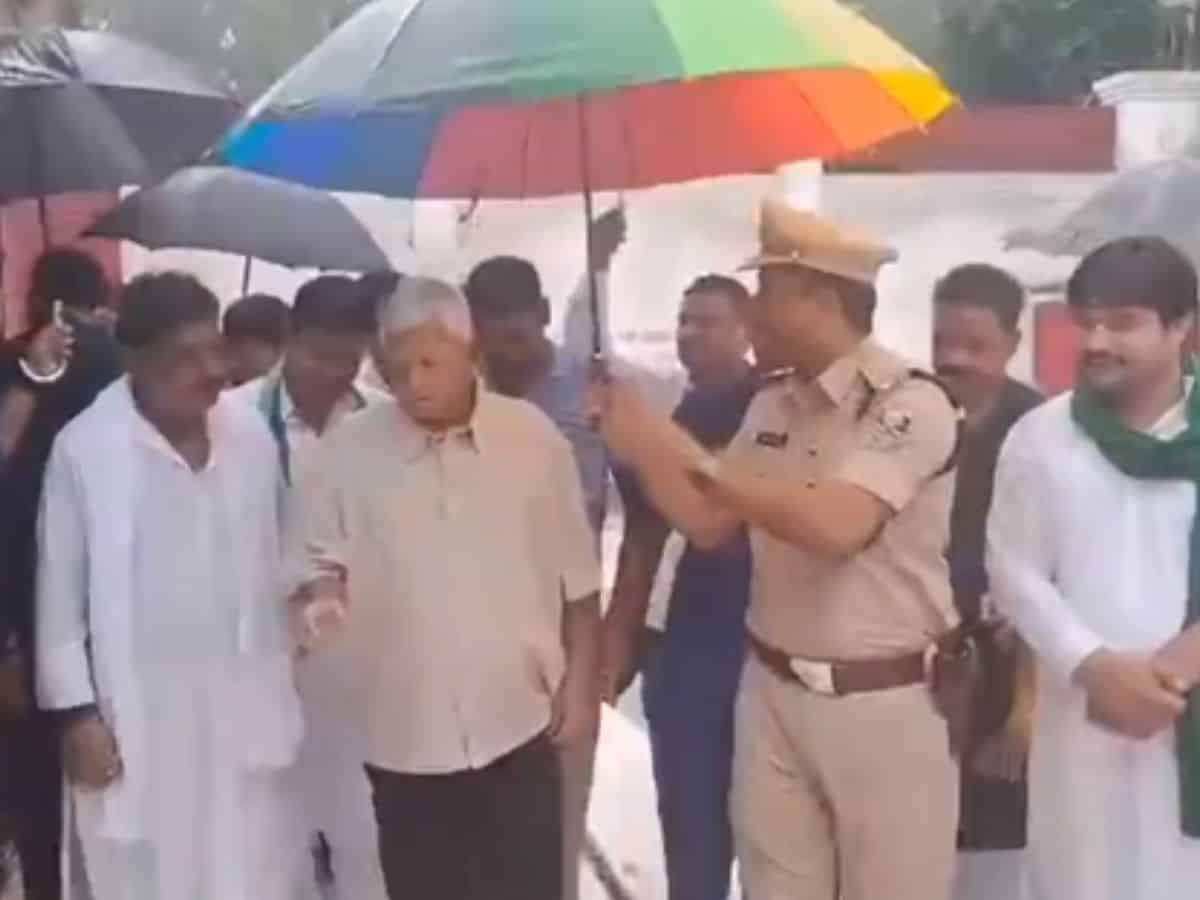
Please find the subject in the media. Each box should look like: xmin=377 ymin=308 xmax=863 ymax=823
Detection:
xmin=1145 ymin=377 xmax=1193 ymax=439
xmin=278 ymin=375 xmax=363 ymax=432
xmin=129 ymin=393 xmax=219 ymax=474
xmin=392 ymin=381 xmax=493 ymax=462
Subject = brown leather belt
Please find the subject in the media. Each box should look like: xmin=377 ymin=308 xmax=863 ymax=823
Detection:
xmin=747 ymin=632 xmax=928 ymax=697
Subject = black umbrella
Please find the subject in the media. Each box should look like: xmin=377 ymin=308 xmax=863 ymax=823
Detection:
xmin=1005 ymin=159 xmax=1200 ymax=271
xmin=86 ymin=166 xmax=392 ymax=283
xmin=0 ymin=27 xmax=236 ymax=218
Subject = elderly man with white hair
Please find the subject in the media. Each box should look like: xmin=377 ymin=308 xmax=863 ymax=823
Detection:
xmin=293 ymin=277 xmax=603 ymax=900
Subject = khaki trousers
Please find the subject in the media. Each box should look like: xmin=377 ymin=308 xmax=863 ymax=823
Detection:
xmin=732 ymin=656 xmax=958 ymax=900
xmin=560 ymin=737 xmax=597 ymax=900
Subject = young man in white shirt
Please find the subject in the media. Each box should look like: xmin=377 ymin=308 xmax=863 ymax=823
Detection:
xmin=231 ymin=274 xmax=387 ymax=900
xmin=231 ymin=275 xmax=384 ymax=489
xmin=988 ymin=236 xmax=1200 ymax=899
xmin=222 ymin=293 xmax=289 ymax=389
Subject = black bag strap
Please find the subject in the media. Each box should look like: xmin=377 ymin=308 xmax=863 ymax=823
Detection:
xmin=905 ymin=369 xmax=964 ymax=479
xmin=854 ymin=369 xmax=964 ymax=479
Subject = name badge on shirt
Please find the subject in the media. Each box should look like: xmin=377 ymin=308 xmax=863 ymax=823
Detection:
xmin=755 ymin=431 xmax=789 ymax=449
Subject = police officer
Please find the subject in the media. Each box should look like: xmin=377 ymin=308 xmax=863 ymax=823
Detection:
xmin=593 ymin=198 xmax=961 ymax=900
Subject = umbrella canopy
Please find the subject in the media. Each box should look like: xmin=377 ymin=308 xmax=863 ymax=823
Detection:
xmin=85 ymin=166 xmax=391 ymax=272
xmin=218 ymin=0 xmax=954 ymax=199
xmin=1006 ymin=159 xmax=1200 ymax=270
xmin=0 ymin=26 xmax=236 ymax=200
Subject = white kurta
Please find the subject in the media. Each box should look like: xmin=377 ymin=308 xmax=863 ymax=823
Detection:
xmin=36 ymin=382 xmax=304 ymax=900
xmin=987 ymin=393 xmax=1200 ymax=900
xmin=230 ymin=374 xmax=389 ymax=900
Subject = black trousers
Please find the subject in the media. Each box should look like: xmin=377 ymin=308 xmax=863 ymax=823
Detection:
xmin=368 ymin=735 xmax=562 ymax=900
xmin=0 ymin=711 xmax=62 ymax=900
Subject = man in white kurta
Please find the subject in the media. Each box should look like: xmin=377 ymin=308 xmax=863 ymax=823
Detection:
xmin=230 ymin=274 xmax=388 ymax=900
xmin=987 ymin=237 xmax=1200 ymax=900
xmin=35 ymin=272 xmax=304 ymax=900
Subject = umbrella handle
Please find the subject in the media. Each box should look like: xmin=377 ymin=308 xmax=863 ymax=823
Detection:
xmin=38 ymin=198 xmax=51 ymax=249
xmin=577 ymin=95 xmax=603 ymax=361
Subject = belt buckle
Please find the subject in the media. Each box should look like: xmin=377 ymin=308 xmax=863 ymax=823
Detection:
xmin=787 ymin=657 xmax=837 ymax=695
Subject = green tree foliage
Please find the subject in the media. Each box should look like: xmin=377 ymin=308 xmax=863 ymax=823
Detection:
xmin=72 ymin=0 xmax=1175 ymax=106
xmin=850 ymin=0 xmax=946 ymax=63
xmin=939 ymin=0 xmax=1165 ymax=103
xmin=857 ymin=0 xmax=1167 ymax=103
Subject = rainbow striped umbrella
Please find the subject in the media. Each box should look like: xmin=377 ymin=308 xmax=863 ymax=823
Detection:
xmin=218 ymin=0 xmax=953 ymax=349
xmin=221 ymin=0 xmax=952 ymax=197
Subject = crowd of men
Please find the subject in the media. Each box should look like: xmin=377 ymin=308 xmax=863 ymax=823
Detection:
xmin=1 ymin=193 xmax=1199 ymax=900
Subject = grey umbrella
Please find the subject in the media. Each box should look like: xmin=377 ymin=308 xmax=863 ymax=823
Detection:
xmin=1005 ymin=158 xmax=1200 ymax=269
xmin=85 ymin=166 xmax=391 ymax=275
xmin=0 ymin=27 xmax=236 ymax=202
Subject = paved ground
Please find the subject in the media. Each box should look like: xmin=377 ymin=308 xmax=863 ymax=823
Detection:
xmin=0 ymin=704 xmax=670 ymax=900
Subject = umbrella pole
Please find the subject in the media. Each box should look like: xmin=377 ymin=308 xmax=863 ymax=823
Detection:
xmin=27 ymin=88 xmax=52 ymax=251
xmin=241 ymin=256 xmax=253 ymax=294
xmin=577 ymin=96 xmax=602 ymax=360
xmin=38 ymin=196 xmax=51 ymax=250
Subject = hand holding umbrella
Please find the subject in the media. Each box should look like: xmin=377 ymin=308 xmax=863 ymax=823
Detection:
xmin=22 ymin=301 xmax=76 ymax=381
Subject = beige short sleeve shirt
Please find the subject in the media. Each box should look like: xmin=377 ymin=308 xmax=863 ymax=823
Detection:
xmin=299 ymin=390 xmax=601 ymax=774
xmin=732 ymin=339 xmax=959 ymax=661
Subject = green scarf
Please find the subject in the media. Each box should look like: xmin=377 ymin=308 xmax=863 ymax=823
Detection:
xmin=1071 ymin=375 xmax=1200 ymax=838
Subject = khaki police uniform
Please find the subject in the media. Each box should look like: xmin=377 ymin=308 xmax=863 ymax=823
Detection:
xmin=728 ymin=200 xmax=960 ymax=900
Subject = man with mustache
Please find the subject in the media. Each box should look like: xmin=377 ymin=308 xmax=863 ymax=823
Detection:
xmin=603 ymin=274 xmax=756 ymax=900
xmin=931 ymin=265 xmax=1041 ymax=900
xmin=593 ymin=199 xmax=963 ymax=900
xmin=231 ymin=275 xmax=389 ymax=900
xmin=988 ymin=237 xmax=1200 ymax=899
xmin=36 ymin=272 xmax=304 ymax=900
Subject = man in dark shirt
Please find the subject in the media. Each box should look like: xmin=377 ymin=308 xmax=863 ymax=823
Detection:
xmin=604 ymin=275 xmax=755 ymax=900
xmin=931 ymin=264 xmax=1042 ymax=900
xmin=0 ymin=249 xmax=123 ymax=900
